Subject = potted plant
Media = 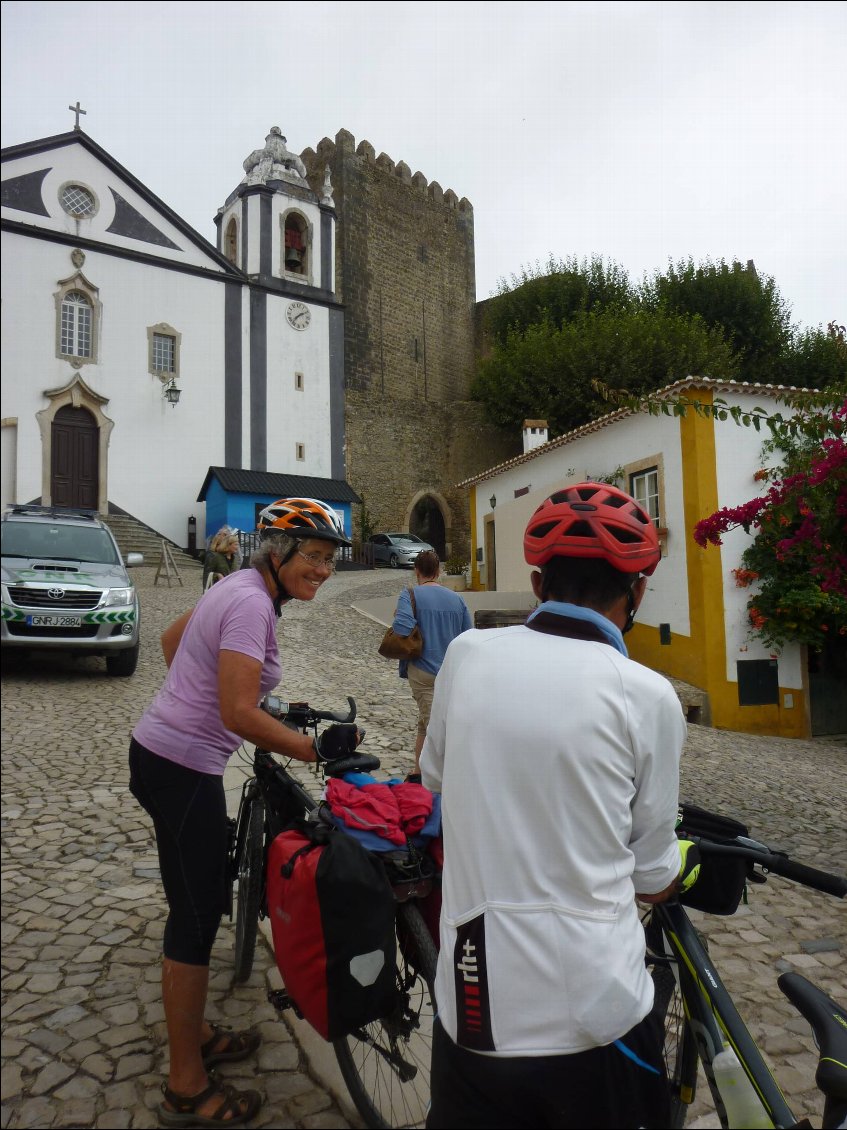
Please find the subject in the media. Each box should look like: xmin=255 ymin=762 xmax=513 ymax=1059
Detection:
xmin=442 ymin=554 xmax=469 ymax=591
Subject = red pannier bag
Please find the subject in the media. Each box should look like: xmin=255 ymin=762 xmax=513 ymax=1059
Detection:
xmin=266 ymin=822 xmax=398 ymax=1040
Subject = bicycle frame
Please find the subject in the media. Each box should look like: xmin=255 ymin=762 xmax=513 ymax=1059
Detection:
xmin=652 ymin=898 xmax=798 ymax=1129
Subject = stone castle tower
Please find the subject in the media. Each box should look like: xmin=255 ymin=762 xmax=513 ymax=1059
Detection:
xmin=301 ymin=129 xmax=517 ymax=558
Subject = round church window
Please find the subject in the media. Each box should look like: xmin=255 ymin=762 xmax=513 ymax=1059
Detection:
xmin=60 ymin=184 xmax=96 ymax=217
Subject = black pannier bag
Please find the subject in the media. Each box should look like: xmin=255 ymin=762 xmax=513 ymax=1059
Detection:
xmin=267 ymin=821 xmax=398 ymax=1040
xmin=675 ymin=803 xmax=750 ymax=916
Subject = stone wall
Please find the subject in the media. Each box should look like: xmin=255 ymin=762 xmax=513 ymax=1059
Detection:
xmin=302 ymin=130 xmax=518 ymax=553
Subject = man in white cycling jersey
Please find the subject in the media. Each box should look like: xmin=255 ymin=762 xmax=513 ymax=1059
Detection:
xmin=420 ymin=482 xmax=686 ymax=1129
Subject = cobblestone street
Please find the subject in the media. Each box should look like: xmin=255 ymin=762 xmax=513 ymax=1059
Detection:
xmin=2 ymin=564 xmax=845 ymax=1129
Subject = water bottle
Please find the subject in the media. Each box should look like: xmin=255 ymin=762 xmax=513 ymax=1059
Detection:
xmin=712 ymin=1046 xmax=774 ymax=1129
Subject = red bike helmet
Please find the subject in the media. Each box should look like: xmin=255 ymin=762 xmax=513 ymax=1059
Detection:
xmin=257 ymin=497 xmax=351 ymax=546
xmin=524 ymin=482 xmax=660 ymax=575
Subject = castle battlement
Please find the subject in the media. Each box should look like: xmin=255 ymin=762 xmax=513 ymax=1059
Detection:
xmin=301 ymin=129 xmax=472 ymax=212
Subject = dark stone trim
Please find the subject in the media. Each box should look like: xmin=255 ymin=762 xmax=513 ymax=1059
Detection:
xmin=249 ymin=290 xmax=267 ymax=470
xmin=224 ymin=282 xmax=242 ymax=468
xmin=320 ymin=209 xmax=333 ymax=292
xmin=241 ymin=196 xmax=249 ymax=274
xmin=260 ymin=194 xmax=272 ymax=277
xmin=329 ymin=307 xmax=345 ymax=479
xmin=106 ymin=188 xmax=181 ymax=249
xmin=1 ymin=168 xmax=51 ymax=216
xmin=2 ymin=219 xmax=243 ymax=283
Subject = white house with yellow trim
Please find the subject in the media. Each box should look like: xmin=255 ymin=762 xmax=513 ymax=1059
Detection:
xmin=460 ymin=379 xmax=822 ymax=740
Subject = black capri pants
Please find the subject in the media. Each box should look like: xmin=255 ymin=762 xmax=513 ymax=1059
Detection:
xmin=129 ymin=738 xmax=229 ymax=966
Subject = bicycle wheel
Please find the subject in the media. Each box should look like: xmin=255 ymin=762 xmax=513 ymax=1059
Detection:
xmin=334 ymin=901 xmax=437 ymax=1129
xmin=646 ymin=920 xmax=702 ymax=1129
xmin=233 ymin=792 xmax=265 ymax=983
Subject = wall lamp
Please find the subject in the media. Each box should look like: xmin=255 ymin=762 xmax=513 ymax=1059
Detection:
xmin=163 ymin=378 xmax=182 ymax=406
xmin=489 ymin=494 xmax=497 ymax=509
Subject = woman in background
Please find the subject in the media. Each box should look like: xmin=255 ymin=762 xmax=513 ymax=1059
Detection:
xmin=202 ymin=528 xmax=239 ymax=589
xmin=389 ymin=549 xmax=472 ymax=779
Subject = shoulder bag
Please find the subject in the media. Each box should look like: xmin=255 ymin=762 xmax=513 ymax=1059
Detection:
xmin=378 ymin=588 xmax=424 ymax=660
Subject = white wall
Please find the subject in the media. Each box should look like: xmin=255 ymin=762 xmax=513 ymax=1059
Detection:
xmin=474 ymin=411 xmax=691 ymax=634
xmin=712 ymin=392 xmax=803 ymax=688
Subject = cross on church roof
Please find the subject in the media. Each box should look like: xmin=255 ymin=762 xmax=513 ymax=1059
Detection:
xmin=68 ymin=101 xmax=87 ymax=129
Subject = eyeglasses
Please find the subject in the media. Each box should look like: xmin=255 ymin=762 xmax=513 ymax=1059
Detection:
xmin=296 ymin=548 xmax=337 ymax=572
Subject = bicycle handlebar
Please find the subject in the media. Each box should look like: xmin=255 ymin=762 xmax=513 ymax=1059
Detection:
xmin=260 ymin=694 xmax=357 ymax=726
xmin=691 ymin=836 xmax=847 ymax=899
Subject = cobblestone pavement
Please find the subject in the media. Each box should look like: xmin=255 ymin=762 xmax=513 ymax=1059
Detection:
xmin=2 ymin=564 xmax=845 ymax=1129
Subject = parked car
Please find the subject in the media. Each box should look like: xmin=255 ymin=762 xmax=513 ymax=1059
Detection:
xmin=368 ymin=532 xmax=435 ymax=569
xmin=1 ymin=505 xmax=142 ymax=676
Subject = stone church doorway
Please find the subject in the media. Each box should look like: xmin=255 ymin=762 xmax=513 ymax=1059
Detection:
xmin=410 ymin=495 xmax=446 ymax=559
xmin=51 ymin=405 xmax=99 ymax=509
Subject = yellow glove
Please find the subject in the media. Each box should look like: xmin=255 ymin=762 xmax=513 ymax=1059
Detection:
xmin=678 ymin=839 xmax=702 ymax=893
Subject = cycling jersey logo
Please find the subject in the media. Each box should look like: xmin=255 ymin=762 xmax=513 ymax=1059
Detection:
xmin=453 ymin=914 xmax=494 ymax=1051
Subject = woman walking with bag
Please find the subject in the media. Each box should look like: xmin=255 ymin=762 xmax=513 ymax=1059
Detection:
xmin=387 ymin=550 xmax=472 ymax=778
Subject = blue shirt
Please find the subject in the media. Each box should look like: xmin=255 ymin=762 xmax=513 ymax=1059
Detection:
xmin=527 ymin=601 xmax=628 ymax=656
xmin=392 ymin=583 xmax=473 ymax=678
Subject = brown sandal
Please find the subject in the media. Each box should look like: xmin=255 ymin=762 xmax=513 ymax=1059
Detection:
xmin=158 ymin=1071 xmax=262 ymax=1127
xmin=200 ymin=1024 xmax=261 ymax=1069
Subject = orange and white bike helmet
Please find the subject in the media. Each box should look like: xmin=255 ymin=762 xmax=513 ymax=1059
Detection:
xmin=257 ymin=497 xmax=351 ymax=546
xmin=524 ymin=482 xmax=660 ymax=575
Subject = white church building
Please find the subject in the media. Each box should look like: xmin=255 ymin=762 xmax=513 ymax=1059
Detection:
xmin=1 ymin=123 xmax=354 ymax=546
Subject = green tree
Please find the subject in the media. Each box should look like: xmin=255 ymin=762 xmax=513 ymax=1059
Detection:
xmin=471 ymin=308 xmax=739 ymax=435
xmin=643 ymin=258 xmax=793 ymax=384
xmin=782 ymin=321 xmax=847 ymax=390
xmin=483 ymin=255 xmax=635 ymax=347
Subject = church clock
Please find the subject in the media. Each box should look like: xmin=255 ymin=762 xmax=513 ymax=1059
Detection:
xmin=286 ymin=301 xmax=311 ymax=331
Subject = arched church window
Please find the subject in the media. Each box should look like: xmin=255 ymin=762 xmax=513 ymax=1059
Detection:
xmin=225 ymin=217 xmax=238 ymax=265
xmin=54 ymin=273 xmax=100 ymax=366
xmin=61 ymin=291 xmax=93 ymax=358
xmin=283 ymin=212 xmax=309 ymax=276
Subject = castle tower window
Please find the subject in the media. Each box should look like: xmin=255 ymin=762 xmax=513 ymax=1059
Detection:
xmin=60 ymin=291 xmax=93 ymax=358
xmin=283 ymin=213 xmax=308 ymax=275
xmin=225 ymin=217 xmax=238 ymax=265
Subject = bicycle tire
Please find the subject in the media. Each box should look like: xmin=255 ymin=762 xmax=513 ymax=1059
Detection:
xmin=233 ymin=793 xmax=265 ymax=983
xmin=333 ymin=901 xmax=437 ymax=1129
xmin=646 ymin=920 xmax=702 ymax=1129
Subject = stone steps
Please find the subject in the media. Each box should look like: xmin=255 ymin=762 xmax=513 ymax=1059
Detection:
xmin=103 ymin=511 xmax=201 ymax=572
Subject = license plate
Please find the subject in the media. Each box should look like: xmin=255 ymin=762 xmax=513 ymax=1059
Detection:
xmin=25 ymin=614 xmax=82 ymax=628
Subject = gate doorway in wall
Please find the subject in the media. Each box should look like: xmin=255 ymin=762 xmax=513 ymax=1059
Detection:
xmin=410 ymin=495 xmax=446 ymax=559
xmin=51 ymin=405 xmax=98 ymax=509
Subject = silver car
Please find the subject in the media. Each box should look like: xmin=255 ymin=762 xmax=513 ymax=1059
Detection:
xmin=368 ymin=533 xmax=435 ymax=569
xmin=1 ymin=505 xmax=142 ymax=676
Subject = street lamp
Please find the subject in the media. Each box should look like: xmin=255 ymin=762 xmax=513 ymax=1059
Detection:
xmin=163 ymin=378 xmax=182 ymax=406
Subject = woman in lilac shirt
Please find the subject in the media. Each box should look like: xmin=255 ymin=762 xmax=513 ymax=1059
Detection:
xmin=129 ymin=499 xmax=360 ymax=1128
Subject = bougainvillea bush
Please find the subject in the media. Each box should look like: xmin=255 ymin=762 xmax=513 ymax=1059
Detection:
xmin=693 ymin=399 xmax=847 ymax=650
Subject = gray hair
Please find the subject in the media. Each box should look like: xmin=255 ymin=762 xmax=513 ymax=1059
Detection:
xmin=251 ymin=530 xmax=296 ymax=570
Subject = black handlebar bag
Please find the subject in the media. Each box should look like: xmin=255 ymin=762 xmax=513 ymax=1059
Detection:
xmin=267 ymin=821 xmax=398 ymax=1040
xmin=676 ymin=803 xmax=750 ymax=916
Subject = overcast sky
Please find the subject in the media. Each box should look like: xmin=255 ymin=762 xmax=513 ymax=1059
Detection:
xmin=2 ymin=0 xmax=844 ymax=332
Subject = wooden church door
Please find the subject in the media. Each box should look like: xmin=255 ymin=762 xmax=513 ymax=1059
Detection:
xmin=51 ymin=405 xmax=98 ymax=509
